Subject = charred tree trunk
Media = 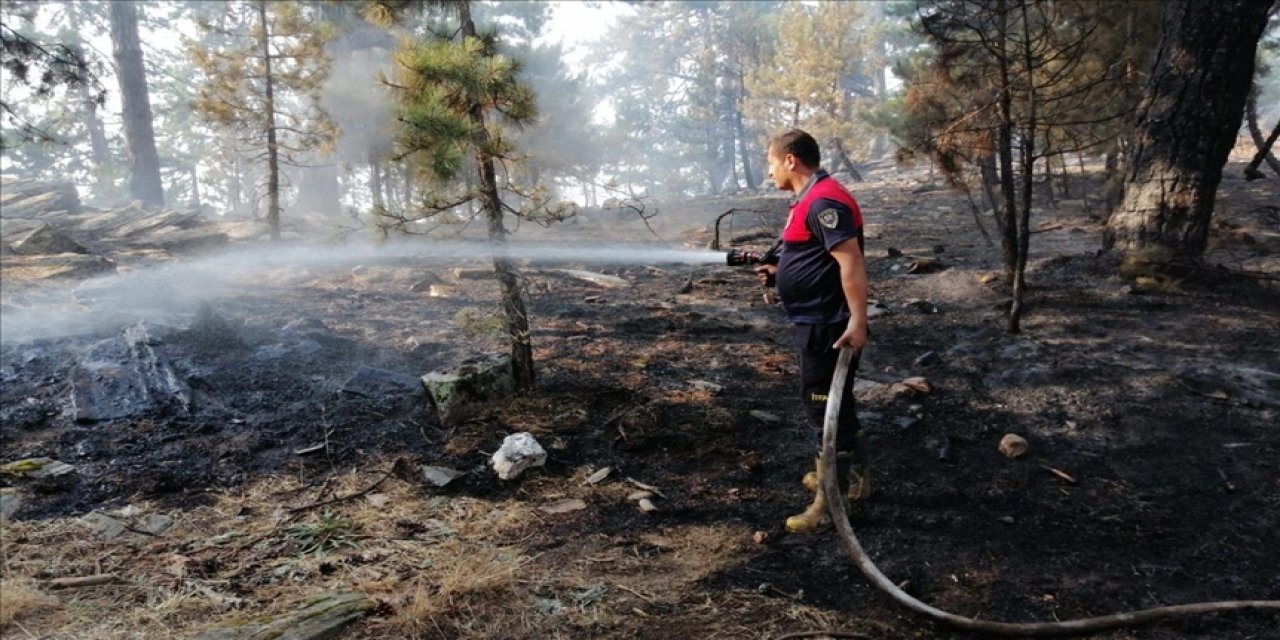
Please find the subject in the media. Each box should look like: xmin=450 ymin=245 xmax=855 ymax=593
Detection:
xmin=108 ymin=0 xmax=164 ymax=209
xmin=1244 ymin=87 xmax=1280 ymax=180
xmin=1105 ymin=0 xmax=1271 ymax=260
xmin=257 ymin=0 xmax=281 ymax=241
xmin=460 ymin=2 xmax=534 ymax=390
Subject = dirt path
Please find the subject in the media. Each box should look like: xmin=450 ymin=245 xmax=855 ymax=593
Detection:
xmin=1 ymin=163 xmax=1277 ymax=639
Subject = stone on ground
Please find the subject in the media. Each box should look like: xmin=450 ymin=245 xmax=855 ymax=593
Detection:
xmin=422 ymin=353 xmax=515 ymax=425
xmin=491 ymin=432 xmax=546 ymax=480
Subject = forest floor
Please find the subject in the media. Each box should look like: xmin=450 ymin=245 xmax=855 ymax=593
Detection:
xmin=1 ymin=161 xmax=1278 ymax=640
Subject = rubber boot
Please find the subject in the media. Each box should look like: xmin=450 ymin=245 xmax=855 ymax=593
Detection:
xmin=802 ymin=460 xmax=870 ymax=501
xmin=785 ymin=456 xmax=850 ymax=534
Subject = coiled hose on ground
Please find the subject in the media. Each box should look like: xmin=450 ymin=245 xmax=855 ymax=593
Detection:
xmin=800 ymin=347 xmax=1280 ymax=637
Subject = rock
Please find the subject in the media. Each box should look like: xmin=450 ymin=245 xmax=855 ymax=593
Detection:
xmin=7 ymin=223 xmax=88 ymax=255
xmin=977 ymin=272 xmax=1000 ymax=284
xmin=0 ymin=181 xmax=81 ymax=217
xmin=689 ymin=379 xmax=724 ymax=394
xmin=867 ymin=300 xmax=891 ymax=318
xmin=0 ymin=457 xmax=75 ymax=478
xmin=627 ymin=490 xmax=654 ymax=501
xmin=1 ymin=252 xmax=116 ymax=280
xmin=421 ymin=465 xmax=464 ymax=487
xmin=422 ymin=353 xmax=515 ymax=425
xmin=749 ymin=410 xmax=781 ymax=424
xmin=901 ymin=377 xmax=932 ymax=394
xmin=71 ymin=323 xmax=192 ymax=422
xmin=999 ymin=434 xmax=1029 ymax=459
xmin=886 ymin=247 xmax=903 ymax=257
xmin=81 ymin=511 xmax=129 ymax=540
xmin=932 ymin=244 xmax=946 ymax=253
xmin=342 ymin=365 xmax=425 ymax=410
xmin=141 ymin=513 xmax=175 ymax=536
xmin=107 ymin=209 xmax=202 ymax=239
xmin=491 ymin=432 xmax=547 ymax=480
xmin=539 ymin=498 xmax=587 ymax=514
xmin=583 ymin=295 xmax=607 ymax=304
xmin=584 ymin=467 xmax=612 ymax=485
xmin=135 ymin=227 xmax=228 ymax=252
xmin=0 ymin=493 xmax=22 ymax=520
xmin=192 ymin=590 xmax=374 ymax=640
xmin=636 ymin=498 xmax=658 ymax=513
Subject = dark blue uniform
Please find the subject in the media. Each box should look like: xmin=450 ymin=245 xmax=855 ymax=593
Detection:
xmin=775 ymin=170 xmax=867 ymax=461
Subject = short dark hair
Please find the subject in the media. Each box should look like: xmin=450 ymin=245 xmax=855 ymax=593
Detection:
xmin=768 ymin=129 xmax=820 ymax=169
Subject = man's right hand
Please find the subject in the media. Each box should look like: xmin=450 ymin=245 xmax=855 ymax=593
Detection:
xmin=754 ymin=264 xmax=778 ymax=286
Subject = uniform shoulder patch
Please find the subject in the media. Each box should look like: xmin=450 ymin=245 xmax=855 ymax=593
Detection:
xmin=817 ymin=208 xmax=840 ymax=229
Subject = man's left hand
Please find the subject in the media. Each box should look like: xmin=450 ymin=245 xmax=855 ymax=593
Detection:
xmin=833 ymin=322 xmax=867 ymax=352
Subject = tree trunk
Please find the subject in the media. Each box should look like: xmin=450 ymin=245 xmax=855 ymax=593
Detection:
xmin=733 ymin=77 xmax=757 ymax=189
xmin=1244 ymin=117 xmax=1280 ymax=181
xmin=460 ymin=1 xmax=534 ymax=390
xmin=995 ymin=0 xmax=1018 ymax=281
xmin=1244 ymin=87 xmax=1280 ymax=180
xmin=830 ymin=138 xmax=863 ymax=181
xmin=368 ymin=154 xmax=384 ymax=210
xmin=1105 ymin=0 xmax=1272 ymax=260
xmin=1009 ymin=0 xmax=1035 ymax=335
xmin=257 ymin=0 xmax=281 ymax=241
xmin=108 ymin=0 xmax=164 ymax=209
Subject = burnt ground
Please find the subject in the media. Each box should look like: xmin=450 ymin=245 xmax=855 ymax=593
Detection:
xmin=1 ymin=161 xmax=1278 ymax=639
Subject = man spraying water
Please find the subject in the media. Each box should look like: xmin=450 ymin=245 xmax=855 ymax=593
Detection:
xmin=755 ymin=129 xmax=872 ymax=534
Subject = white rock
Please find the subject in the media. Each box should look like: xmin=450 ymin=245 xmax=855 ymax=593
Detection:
xmin=421 ymin=465 xmax=465 ymax=487
xmin=491 ymin=432 xmax=547 ymax=480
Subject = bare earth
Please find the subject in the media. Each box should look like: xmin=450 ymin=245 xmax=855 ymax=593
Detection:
xmin=1 ymin=161 xmax=1277 ymax=639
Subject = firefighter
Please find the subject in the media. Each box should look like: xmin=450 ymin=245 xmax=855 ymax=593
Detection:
xmin=755 ymin=129 xmax=871 ymax=534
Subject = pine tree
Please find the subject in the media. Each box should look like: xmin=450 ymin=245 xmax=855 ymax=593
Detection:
xmin=192 ymin=0 xmax=337 ymax=240
xmin=109 ymin=0 xmax=164 ymax=209
xmin=1105 ymin=0 xmax=1274 ymax=262
xmin=371 ymin=0 xmax=571 ymax=389
xmin=0 ymin=0 xmax=104 ymax=152
xmin=745 ymin=1 xmax=878 ymax=179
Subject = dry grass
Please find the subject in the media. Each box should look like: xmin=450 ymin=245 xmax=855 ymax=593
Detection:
xmin=0 ymin=576 xmax=59 ymax=630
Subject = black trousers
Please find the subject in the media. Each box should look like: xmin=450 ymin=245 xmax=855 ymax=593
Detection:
xmin=793 ymin=322 xmax=866 ymax=465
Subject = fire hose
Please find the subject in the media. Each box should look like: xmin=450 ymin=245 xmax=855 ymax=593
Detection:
xmin=799 ymin=346 xmax=1280 ymax=637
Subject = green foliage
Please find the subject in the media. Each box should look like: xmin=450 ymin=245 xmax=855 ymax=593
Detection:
xmin=285 ymin=511 xmax=360 ymax=558
xmin=192 ymin=1 xmax=339 ymax=168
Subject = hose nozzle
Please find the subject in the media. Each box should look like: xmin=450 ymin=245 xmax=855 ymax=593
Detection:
xmin=725 ymin=248 xmax=771 ymax=266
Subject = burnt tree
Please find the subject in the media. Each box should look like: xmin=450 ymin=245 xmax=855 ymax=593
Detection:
xmin=1105 ymin=0 xmax=1273 ymax=260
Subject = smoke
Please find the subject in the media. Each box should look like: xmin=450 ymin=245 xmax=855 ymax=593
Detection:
xmin=0 ymin=238 xmax=726 ymax=344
